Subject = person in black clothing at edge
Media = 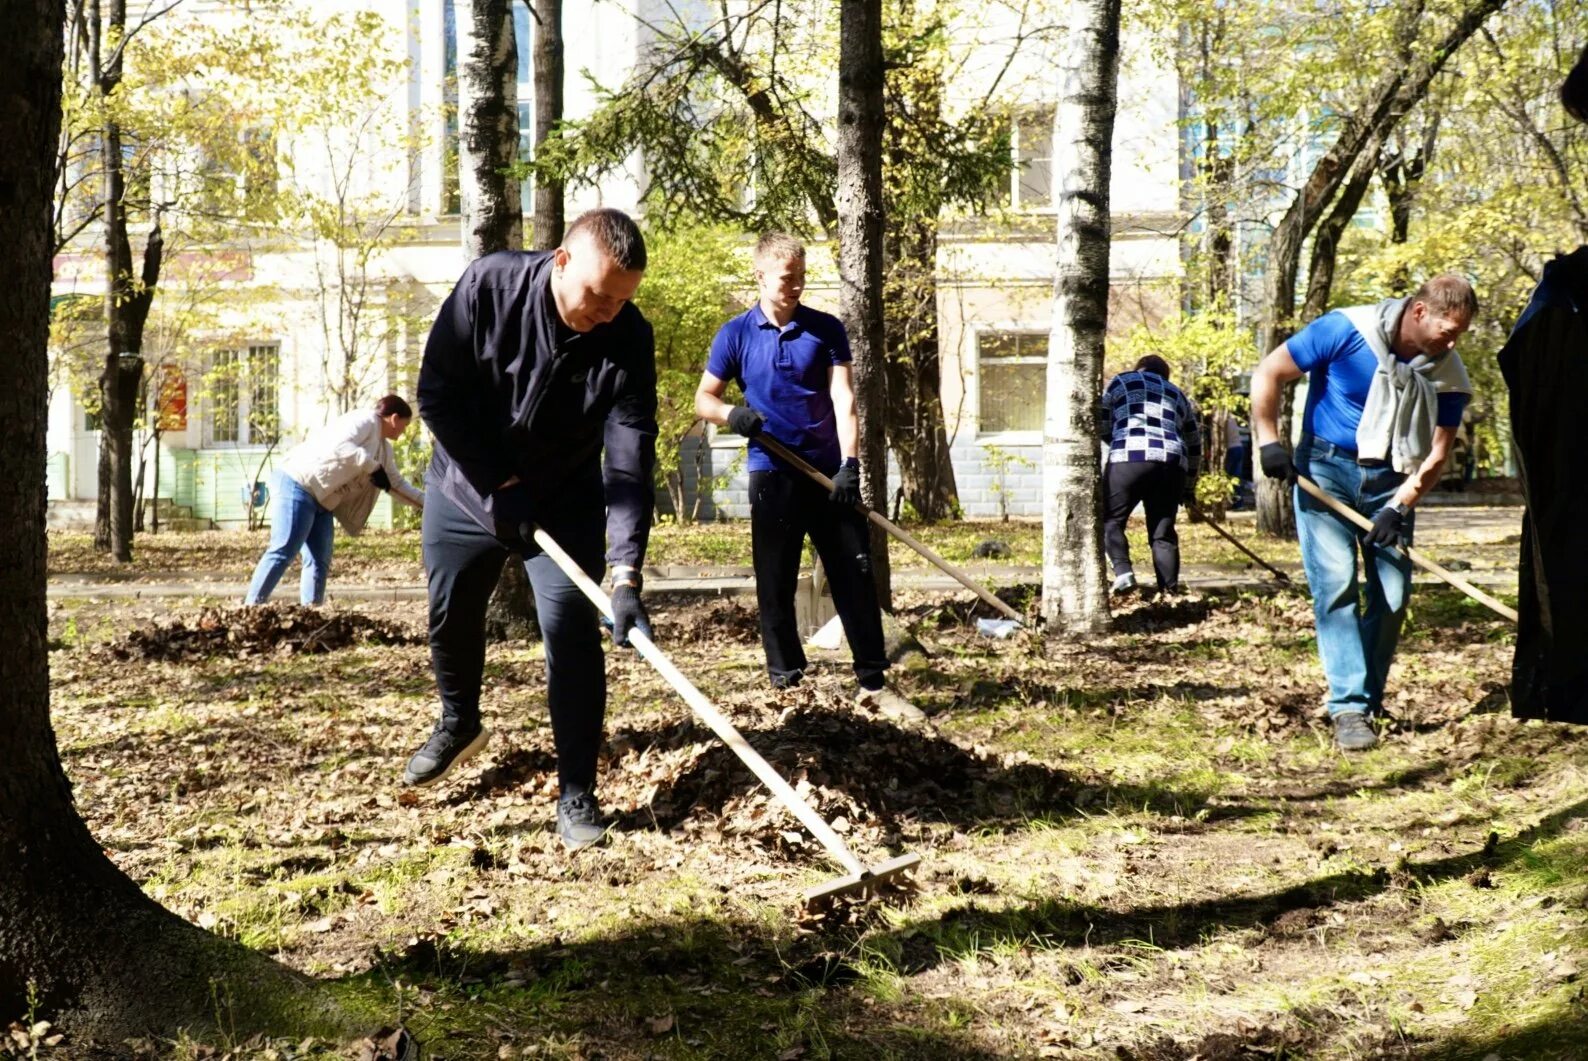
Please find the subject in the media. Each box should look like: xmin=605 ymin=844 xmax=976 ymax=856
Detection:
xmin=694 ymin=232 xmax=924 ymax=724
xmin=403 ymin=208 xmax=658 ymax=852
xmin=1501 ymin=46 xmax=1588 ymax=727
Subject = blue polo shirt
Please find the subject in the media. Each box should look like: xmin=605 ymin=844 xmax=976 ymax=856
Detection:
xmin=707 ymin=303 xmax=851 ymax=474
xmin=1289 ymin=310 xmax=1469 ymax=451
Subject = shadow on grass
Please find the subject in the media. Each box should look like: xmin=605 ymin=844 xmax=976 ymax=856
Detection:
xmin=1412 ymin=1007 xmax=1588 ymax=1060
xmin=356 ymin=919 xmax=1013 ymax=1060
xmin=882 ymin=795 xmax=1588 ymax=967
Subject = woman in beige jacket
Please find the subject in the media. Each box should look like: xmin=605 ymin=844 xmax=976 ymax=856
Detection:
xmin=244 ymin=394 xmax=423 ymax=605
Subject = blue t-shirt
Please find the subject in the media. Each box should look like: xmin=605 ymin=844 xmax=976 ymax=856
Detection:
xmin=1288 ymin=310 xmax=1469 ymax=451
xmin=706 ymin=303 xmax=852 ymax=473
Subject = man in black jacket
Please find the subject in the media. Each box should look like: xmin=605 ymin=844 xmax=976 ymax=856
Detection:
xmin=404 ymin=208 xmax=658 ymax=851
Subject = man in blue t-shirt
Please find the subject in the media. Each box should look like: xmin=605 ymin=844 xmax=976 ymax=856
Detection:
xmin=1251 ymin=274 xmax=1477 ymax=751
xmin=694 ymin=233 xmax=923 ymax=723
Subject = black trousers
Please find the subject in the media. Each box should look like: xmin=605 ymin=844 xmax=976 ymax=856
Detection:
xmin=421 ymin=479 xmax=607 ymax=799
xmin=750 ymin=468 xmax=888 ymax=691
xmin=1102 ymin=459 xmax=1185 ymax=590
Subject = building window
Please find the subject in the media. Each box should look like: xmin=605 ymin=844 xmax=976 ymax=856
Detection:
xmin=441 ymin=0 xmax=461 ymax=215
xmin=977 ymin=330 xmax=1046 ymax=435
xmin=513 ymin=2 xmax=534 ymax=210
xmin=206 ymin=343 xmax=280 ymax=447
xmin=1012 ymin=106 xmax=1054 ymax=210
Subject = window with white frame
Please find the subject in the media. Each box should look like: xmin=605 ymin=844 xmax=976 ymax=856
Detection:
xmin=513 ymin=1 xmax=534 ymax=211
xmin=206 ymin=343 xmax=280 ymax=447
xmin=1012 ymin=106 xmax=1054 ymax=210
xmin=977 ymin=330 xmax=1046 ymax=435
xmin=441 ymin=0 xmax=461 ymax=215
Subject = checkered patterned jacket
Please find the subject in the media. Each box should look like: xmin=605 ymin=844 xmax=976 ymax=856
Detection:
xmin=1098 ymin=370 xmax=1201 ymax=472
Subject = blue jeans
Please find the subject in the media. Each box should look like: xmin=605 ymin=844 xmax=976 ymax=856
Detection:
xmin=1293 ymin=436 xmax=1415 ymax=718
xmin=245 ymin=470 xmax=336 ymax=605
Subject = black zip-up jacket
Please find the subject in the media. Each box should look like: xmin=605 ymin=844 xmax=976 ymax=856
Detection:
xmin=418 ymin=250 xmax=658 ymax=571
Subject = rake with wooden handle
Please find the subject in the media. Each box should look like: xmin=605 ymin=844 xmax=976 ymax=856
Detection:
xmin=1294 ymin=475 xmax=1518 ymax=623
xmin=755 ymin=433 xmax=1025 ymax=624
xmin=529 ymin=524 xmax=922 ymax=905
xmin=1186 ymin=500 xmax=1291 ymax=584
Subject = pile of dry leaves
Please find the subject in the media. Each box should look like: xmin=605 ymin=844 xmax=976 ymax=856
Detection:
xmin=101 ymin=605 xmax=419 ymax=662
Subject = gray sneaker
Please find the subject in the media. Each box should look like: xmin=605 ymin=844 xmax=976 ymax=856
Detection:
xmin=1333 ymin=711 xmax=1378 ymax=751
xmin=557 ymin=793 xmax=610 ymax=852
xmin=1111 ymin=572 xmax=1137 ymax=594
xmin=403 ymin=723 xmax=490 ymax=786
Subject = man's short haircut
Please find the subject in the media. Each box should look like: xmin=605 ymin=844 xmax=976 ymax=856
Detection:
xmin=375 ymin=394 xmax=413 ymax=419
xmin=564 ymin=208 xmax=647 ymax=271
xmin=754 ymin=232 xmax=806 ymax=264
xmin=1411 ymin=274 xmax=1479 ymax=321
xmin=1135 ymin=354 xmax=1172 ymax=380
xmin=1564 ymin=44 xmax=1588 ymax=124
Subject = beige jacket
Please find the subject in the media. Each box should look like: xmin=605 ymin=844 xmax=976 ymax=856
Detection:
xmin=279 ymin=409 xmax=423 ymax=535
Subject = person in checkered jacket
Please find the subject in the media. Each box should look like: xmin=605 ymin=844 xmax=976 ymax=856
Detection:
xmin=1097 ymin=355 xmax=1201 ymax=595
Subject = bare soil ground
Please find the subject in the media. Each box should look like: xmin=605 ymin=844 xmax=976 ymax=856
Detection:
xmin=28 ymin=513 xmax=1585 ymax=1060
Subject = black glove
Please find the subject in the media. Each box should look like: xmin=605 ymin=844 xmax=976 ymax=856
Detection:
xmin=610 ymin=581 xmax=651 ymax=647
xmin=1182 ymin=471 xmax=1198 ymax=505
xmin=829 ymin=460 xmax=861 ymax=506
xmin=370 ymin=466 xmax=392 ymax=492
xmin=726 ymin=405 xmax=765 ymax=438
xmin=1368 ymin=504 xmax=1406 ymax=548
xmin=1258 ymin=442 xmax=1296 ymax=483
xmin=489 ymin=483 xmax=535 ymax=552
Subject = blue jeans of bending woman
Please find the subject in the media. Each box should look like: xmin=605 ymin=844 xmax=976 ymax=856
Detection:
xmin=244 ymin=470 xmax=336 ymax=605
xmin=1292 ymin=435 xmax=1415 ymax=718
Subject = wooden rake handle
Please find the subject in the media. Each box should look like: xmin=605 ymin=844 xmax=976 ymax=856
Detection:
xmin=528 ymin=525 xmax=867 ymax=877
xmin=1186 ymin=501 xmax=1291 ymax=584
xmin=1294 ymin=475 xmax=1518 ymax=624
xmin=754 ymin=434 xmax=1025 ymax=623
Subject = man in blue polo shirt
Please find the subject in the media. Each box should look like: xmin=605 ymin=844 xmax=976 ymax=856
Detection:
xmin=693 ymin=233 xmax=923 ymax=722
xmin=1251 ymin=274 xmax=1476 ymax=751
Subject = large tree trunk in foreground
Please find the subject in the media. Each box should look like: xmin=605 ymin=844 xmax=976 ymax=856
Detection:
xmin=0 ymin=2 xmax=349 ymax=1041
xmin=838 ymin=0 xmax=892 ymax=607
xmin=1254 ymin=0 xmax=1507 ymax=536
xmin=1040 ymin=0 xmax=1119 ymax=633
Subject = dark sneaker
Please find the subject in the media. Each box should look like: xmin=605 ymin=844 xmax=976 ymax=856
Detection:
xmin=557 ymin=793 xmax=610 ymax=852
xmin=402 ymin=723 xmax=490 ymax=786
xmin=1333 ymin=711 xmax=1378 ymax=751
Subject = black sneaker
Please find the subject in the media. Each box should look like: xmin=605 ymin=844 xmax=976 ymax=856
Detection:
xmin=1332 ymin=711 xmax=1378 ymax=751
xmin=402 ymin=723 xmax=490 ymax=786
xmin=557 ymin=792 xmax=609 ymax=852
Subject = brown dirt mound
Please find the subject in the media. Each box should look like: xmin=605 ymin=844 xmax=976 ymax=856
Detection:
xmin=597 ymin=684 xmax=1076 ymax=855
xmin=101 ymin=605 xmax=419 ymax=662
xmin=651 ymin=595 xmax=763 ymax=645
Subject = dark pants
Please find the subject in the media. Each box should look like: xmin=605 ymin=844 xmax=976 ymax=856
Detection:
xmin=422 ymin=479 xmax=607 ymax=799
xmin=1103 ymin=459 xmax=1185 ymax=590
xmin=750 ymin=468 xmax=888 ymax=691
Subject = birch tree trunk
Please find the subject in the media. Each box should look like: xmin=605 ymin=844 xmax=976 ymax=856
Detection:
xmin=457 ymin=0 xmax=537 ymax=639
xmin=1 ymin=2 xmax=348 ymax=1039
xmin=531 ymin=0 xmax=564 ymax=250
xmin=837 ymin=0 xmax=892 ymax=607
xmin=1040 ymin=0 xmax=1120 ymax=633
xmin=457 ymin=0 xmax=521 ymax=257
